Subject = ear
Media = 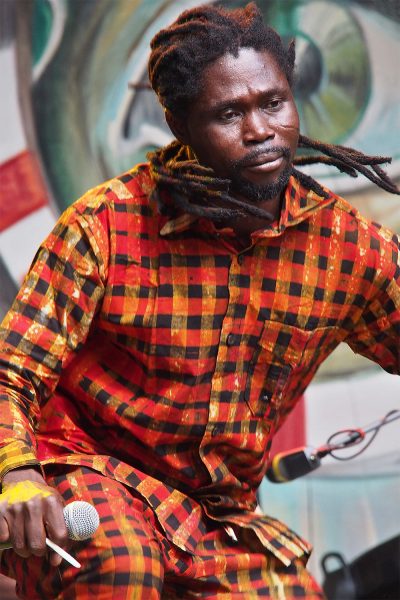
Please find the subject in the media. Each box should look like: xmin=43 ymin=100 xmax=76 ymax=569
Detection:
xmin=165 ymin=109 xmax=191 ymax=145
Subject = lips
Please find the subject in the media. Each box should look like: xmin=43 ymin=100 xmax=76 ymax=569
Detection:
xmin=243 ymin=153 xmax=285 ymax=173
xmin=245 ymin=152 xmax=283 ymax=167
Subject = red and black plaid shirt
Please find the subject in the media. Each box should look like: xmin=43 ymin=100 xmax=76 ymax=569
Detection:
xmin=0 ymin=165 xmax=399 ymax=566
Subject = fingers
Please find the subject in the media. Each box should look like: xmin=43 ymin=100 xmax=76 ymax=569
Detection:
xmin=2 ymin=498 xmax=46 ymax=558
xmin=0 ymin=488 xmax=68 ymax=565
xmin=23 ymin=498 xmax=49 ymax=557
xmin=1 ymin=500 xmax=33 ymax=558
xmin=42 ymin=492 xmax=68 ymax=547
xmin=0 ymin=501 xmax=10 ymax=546
xmin=42 ymin=493 xmax=69 ymax=567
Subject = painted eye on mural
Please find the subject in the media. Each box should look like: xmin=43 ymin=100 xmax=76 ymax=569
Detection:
xmin=293 ymin=3 xmax=370 ymax=144
xmin=286 ymin=0 xmax=400 ymax=190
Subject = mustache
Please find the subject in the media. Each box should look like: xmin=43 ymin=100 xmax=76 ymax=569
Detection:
xmin=230 ymin=145 xmax=291 ymax=169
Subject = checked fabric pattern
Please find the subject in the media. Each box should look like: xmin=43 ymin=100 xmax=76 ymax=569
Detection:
xmin=1 ymin=466 xmax=325 ymax=599
xmin=0 ymin=165 xmax=399 ymax=568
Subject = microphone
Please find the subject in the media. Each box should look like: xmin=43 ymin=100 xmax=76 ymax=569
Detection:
xmin=0 ymin=500 xmax=100 ymax=568
xmin=63 ymin=500 xmax=100 ymax=540
xmin=266 ymin=410 xmax=400 ymax=484
xmin=266 ymin=446 xmax=322 ymax=483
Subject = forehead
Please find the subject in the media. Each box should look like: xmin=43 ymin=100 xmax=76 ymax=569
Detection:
xmin=196 ymin=47 xmax=289 ymax=107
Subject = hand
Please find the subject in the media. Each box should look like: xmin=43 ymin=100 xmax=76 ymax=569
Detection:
xmin=0 ymin=468 xmax=68 ymax=566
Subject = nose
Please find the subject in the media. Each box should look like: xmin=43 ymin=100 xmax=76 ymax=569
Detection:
xmin=242 ymin=110 xmax=275 ymax=145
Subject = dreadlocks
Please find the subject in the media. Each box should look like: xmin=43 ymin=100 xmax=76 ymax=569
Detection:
xmin=148 ymin=2 xmax=399 ymax=222
xmin=148 ymin=2 xmax=295 ymax=118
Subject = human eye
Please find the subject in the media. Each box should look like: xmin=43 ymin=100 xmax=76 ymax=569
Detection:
xmin=264 ymin=98 xmax=283 ymax=111
xmin=218 ymin=108 xmax=240 ymax=122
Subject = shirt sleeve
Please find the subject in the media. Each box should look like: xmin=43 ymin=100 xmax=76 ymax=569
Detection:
xmin=0 ymin=198 xmax=109 ymax=480
xmin=346 ymin=230 xmax=400 ymax=374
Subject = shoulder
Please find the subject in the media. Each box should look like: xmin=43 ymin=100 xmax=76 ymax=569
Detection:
xmin=44 ymin=164 xmax=158 ymax=274
xmin=69 ymin=163 xmax=156 ymax=219
xmin=318 ymin=188 xmax=398 ymax=250
xmin=55 ymin=163 xmax=160 ymax=241
xmin=320 ymin=188 xmax=399 ymax=283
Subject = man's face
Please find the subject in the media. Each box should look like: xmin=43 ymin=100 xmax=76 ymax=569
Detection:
xmin=173 ymin=47 xmax=299 ymax=205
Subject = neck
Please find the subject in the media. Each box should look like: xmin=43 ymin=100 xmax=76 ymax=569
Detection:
xmin=227 ymin=191 xmax=283 ymax=239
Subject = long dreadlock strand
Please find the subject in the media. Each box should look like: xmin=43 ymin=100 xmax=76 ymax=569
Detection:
xmin=297 ymin=135 xmax=400 ymax=195
xmin=294 ymin=155 xmax=358 ymax=178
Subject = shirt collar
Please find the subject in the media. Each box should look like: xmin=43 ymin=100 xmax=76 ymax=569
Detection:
xmin=159 ymin=175 xmax=336 ymax=238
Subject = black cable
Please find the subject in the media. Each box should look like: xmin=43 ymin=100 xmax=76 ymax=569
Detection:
xmin=326 ymin=410 xmax=399 ymax=461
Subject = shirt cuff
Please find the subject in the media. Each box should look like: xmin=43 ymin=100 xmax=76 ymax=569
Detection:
xmin=0 ymin=441 xmax=40 ymax=481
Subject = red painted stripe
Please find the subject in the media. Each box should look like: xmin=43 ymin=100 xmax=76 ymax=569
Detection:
xmin=0 ymin=150 xmax=48 ymax=231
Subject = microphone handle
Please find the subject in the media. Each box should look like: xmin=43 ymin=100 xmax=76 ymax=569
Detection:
xmin=45 ymin=537 xmax=81 ymax=568
xmin=0 ymin=537 xmax=81 ymax=568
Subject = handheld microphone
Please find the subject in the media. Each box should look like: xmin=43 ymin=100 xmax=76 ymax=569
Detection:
xmin=0 ymin=500 xmax=100 ymax=568
xmin=266 ymin=446 xmax=322 ymax=483
xmin=63 ymin=500 xmax=100 ymax=541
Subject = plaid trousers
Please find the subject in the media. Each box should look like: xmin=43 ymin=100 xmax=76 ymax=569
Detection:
xmin=0 ymin=467 xmax=325 ymax=599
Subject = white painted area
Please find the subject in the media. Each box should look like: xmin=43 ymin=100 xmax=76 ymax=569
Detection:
xmin=0 ymin=45 xmax=26 ymax=162
xmin=107 ymin=0 xmax=212 ymax=159
xmin=0 ymin=206 xmax=56 ymax=283
xmin=120 ymin=123 xmax=173 ymax=156
xmin=305 ymin=369 xmax=400 ymax=474
xmin=348 ymin=6 xmax=400 ymax=153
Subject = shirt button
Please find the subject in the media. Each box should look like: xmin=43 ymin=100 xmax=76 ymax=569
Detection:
xmin=226 ymin=333 xmax=235 ymax=346
xmin=237 ymin=254 xmax=244 ymax=265
xmin=211 ymin=425 xmax=221 ymax=437
xmin=261 ymin=393 xmax=270 ymax=403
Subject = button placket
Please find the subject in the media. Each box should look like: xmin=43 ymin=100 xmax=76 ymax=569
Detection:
xmin=199 ymin=248 xmax=250 ymax=476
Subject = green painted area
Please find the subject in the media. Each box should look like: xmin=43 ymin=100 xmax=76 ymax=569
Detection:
xmin=266 ymin=0 xmax=302 ymax=36
xmin=32 ymin=0 xmax=53 ymax=66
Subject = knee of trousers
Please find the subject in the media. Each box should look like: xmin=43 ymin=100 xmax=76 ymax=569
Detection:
xmin=0 ymin=519 xmax=166 ymax=599
xmin=68 ymin=515 xmax=166 ymax=593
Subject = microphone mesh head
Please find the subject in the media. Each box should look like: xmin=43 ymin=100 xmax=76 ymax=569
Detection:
xmin=63 ymin=501 xmax=100 ymax=541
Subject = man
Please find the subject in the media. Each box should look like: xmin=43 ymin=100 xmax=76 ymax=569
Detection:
xmin=0 ymin=3 xmax=399 ymax=599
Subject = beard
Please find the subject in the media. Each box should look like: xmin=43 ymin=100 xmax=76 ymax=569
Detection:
xmin=227 ymin=146 xmax=292 ymax=204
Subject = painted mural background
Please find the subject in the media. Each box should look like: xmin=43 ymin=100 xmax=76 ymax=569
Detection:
xmin=0 ymin=0 xmax=399 ymax=589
